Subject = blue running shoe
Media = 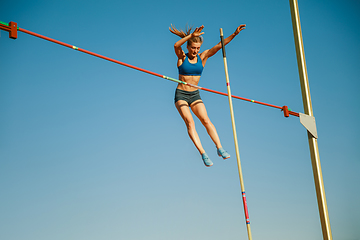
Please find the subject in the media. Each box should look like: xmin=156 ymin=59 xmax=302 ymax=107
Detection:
xmin=201 ymin=153 xmax=213 ymax=167
xmin=217 ymin=147 xmax=230 ymax=159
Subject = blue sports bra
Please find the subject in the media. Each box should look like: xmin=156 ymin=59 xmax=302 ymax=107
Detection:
xmin=178 ymin=53 xmax=204 ymax=76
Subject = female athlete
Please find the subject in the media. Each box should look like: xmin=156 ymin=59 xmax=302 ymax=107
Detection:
xmin=170 ymin=24 xmax=246 ymax=167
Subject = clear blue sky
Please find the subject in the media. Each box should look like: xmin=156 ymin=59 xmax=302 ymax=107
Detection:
xmin=1 ymin=0 xmax=359 ymax=240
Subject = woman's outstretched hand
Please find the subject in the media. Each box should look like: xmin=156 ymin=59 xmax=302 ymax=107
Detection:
xmin=234 ymin=24 xmax=246 ymax=35
xmin=191 ymin=25 xmax=205 ymax=38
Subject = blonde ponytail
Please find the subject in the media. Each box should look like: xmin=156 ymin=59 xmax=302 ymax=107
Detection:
xmin=169 ymin=24 xmax=203 ymax=46
xmin=169 ymin=24 xmax=193 ymax=38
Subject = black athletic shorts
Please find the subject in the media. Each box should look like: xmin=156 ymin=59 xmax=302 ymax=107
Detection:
xmin=174 ymin=89 xmax=202 ymax=106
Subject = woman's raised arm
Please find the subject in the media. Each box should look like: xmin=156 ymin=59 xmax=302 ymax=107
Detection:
xmin=201 ymin=24 xmax=246 ymax=61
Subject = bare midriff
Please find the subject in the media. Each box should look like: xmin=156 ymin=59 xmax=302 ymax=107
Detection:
xmin=177 ymin=75 xmax=201 ymax=91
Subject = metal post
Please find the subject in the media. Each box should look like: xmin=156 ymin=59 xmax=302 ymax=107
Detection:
xmin=220 ymin=28 xmax=252 ymax=240
xmin=289 ymin=1 xmax=333 ymax=239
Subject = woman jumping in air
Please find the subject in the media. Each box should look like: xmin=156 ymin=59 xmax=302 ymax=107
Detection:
xmin=170 ymin=24 xmax=246 ymax=167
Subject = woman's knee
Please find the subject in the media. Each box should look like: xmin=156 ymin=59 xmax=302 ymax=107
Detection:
xmin=200 ymin=117 xmax=212 ymax=126
xmin=184 ymin=118 xmax=195 ymax=129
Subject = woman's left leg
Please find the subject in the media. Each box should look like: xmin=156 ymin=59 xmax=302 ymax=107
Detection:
xmin=190 ymin=100 xmax=222 ymax=149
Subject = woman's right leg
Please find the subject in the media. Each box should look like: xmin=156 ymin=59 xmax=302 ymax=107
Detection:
xmin=175 ymin=100 xmax=205 ymax=155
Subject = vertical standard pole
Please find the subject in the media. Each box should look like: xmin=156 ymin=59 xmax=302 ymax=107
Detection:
xmin=220 ymin=28 xmax=252 ymax=240
xmin=289 ymin=1 xmax=332 ymax=239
